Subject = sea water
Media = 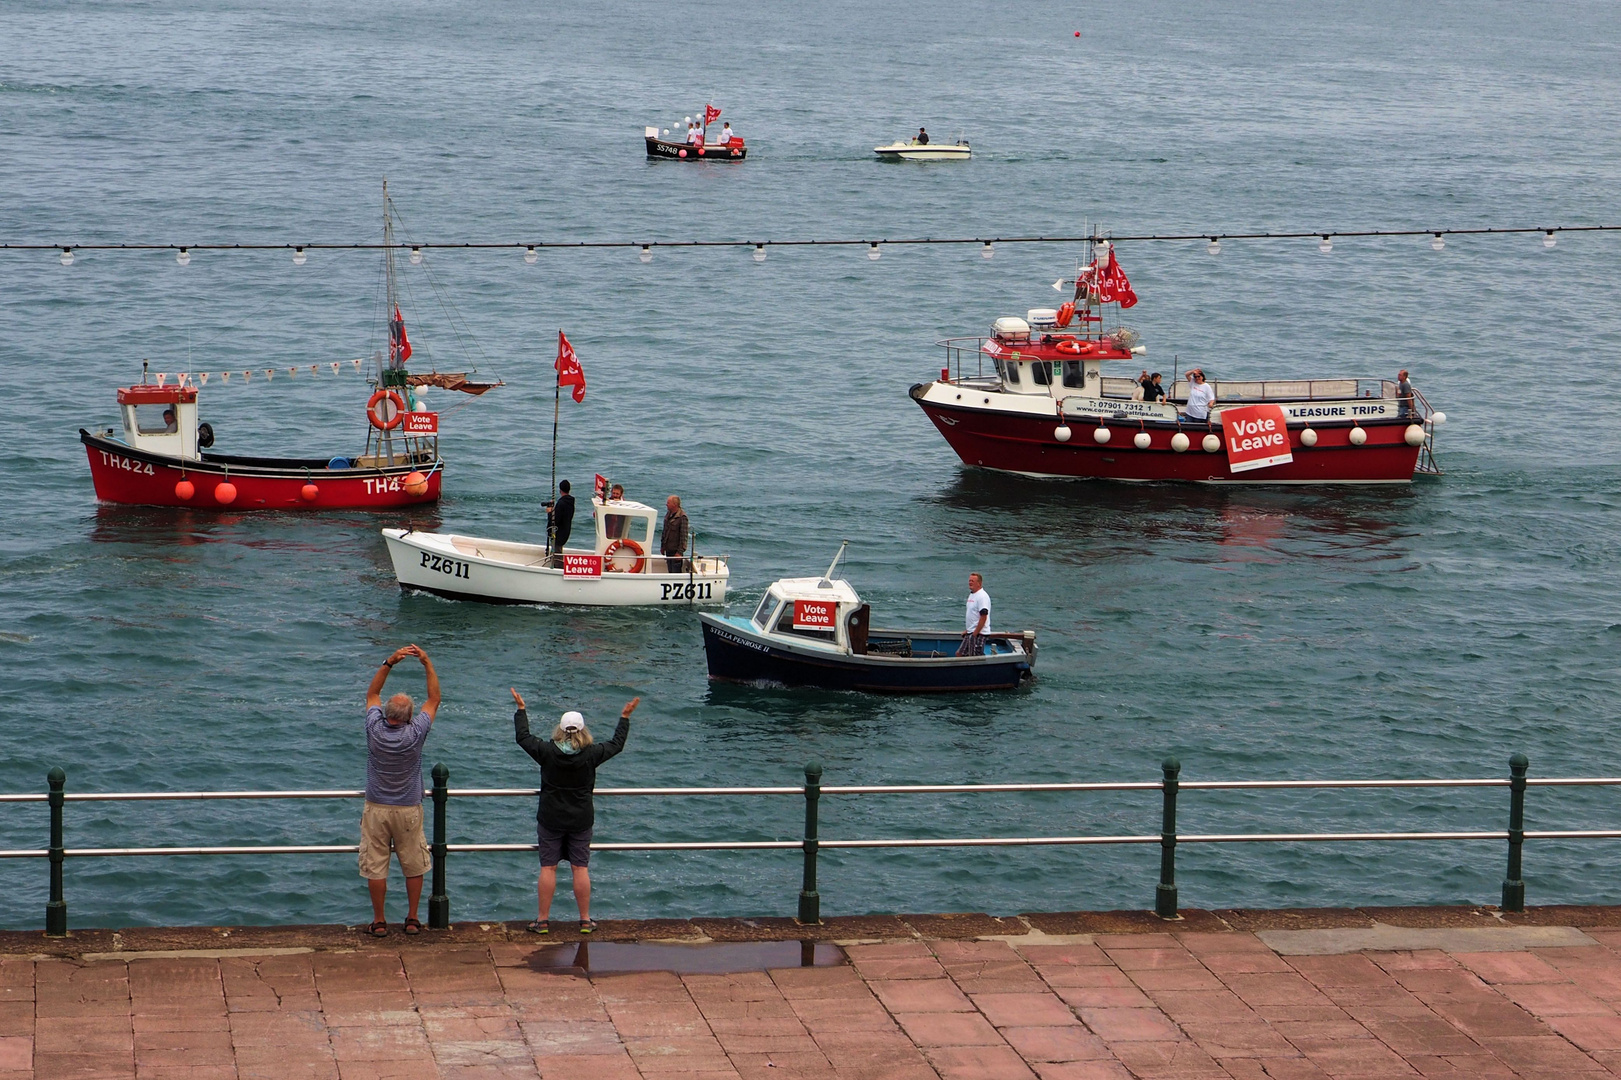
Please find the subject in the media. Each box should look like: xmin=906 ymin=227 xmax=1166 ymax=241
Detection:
xmin=1 ymin=0 xmax=1619 ymax=927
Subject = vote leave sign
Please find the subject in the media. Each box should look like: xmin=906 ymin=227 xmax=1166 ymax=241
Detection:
xmin=1222 ymin=405 xmax=1293 ymax=473
xmin=562 ymin=554 xmax=602 ymax=578
xmin=793 ymin=598 xmax=838 ymax=630
xmin=402 ymin=411 xmax=439 ymax=435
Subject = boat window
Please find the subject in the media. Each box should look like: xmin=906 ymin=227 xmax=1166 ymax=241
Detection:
xmin=1002 ymin=362 xmax=1021 ymax=387
xmin=132 ymin=404 xmax=179 ymax=435
xmin=625 ymin=516 xmax=651 ymax=545
xmin=1029 ymin=361 xmax=1052 ymax=386
xmin=1062 ymin=361 xmax=1086 ymax=388
xmin=752 ymin=594 xmax=780 ymax=630
xmin=773 ymin=605 xmax=836 ymax=642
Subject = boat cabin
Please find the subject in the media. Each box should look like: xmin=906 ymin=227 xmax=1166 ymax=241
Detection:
xmin=115 ymin=384 xmax=201 ymax=459
xmin=591 ymin=497 xmax=660 ymax=571
xmin=981 ymin=315 xmax=1143 ymax=400
xmin=748 ymin=576 xmax=868 ymax=652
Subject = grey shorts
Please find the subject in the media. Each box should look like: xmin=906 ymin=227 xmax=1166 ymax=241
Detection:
xmin=537 ymin=821 xmax=592 ymax=867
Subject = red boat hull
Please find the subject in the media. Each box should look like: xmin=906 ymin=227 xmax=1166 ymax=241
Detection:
xmin=911 ymin=388 xmax=1423 ymax=484
xmin=81 ymin=430 xmax=441 ymax=510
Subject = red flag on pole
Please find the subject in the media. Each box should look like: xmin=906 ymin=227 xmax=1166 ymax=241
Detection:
xmin=556 ymin=330 xmax=586 ymax=403
xmin=704 ymin=104 xmax=721 ymax=125
xmin=1096 ymin=250 xmax=1138 ymax=309
xmin=389 ymin=306 xmax=412 ymax=363
xmin=594 ymin=474 xmax=609 ymax=500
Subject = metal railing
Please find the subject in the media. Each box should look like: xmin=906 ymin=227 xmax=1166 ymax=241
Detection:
xmin=6 ymin=752 xmax=1615 ymax=935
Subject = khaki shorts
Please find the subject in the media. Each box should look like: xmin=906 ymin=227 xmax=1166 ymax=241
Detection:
xmin=358 ymin=801 xmax=430 ymax=879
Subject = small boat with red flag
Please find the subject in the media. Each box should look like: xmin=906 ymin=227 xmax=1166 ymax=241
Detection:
xmin=644 ymin=103 xmax=746 ymax=160
xmin=79 ymin=183 xmax=499 ymax=511
xmin=910 ymin=239 xmax=1445 ymax=484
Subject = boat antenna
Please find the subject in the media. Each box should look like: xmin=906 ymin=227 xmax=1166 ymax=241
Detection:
xmin=547 ymin=330 xmax=561 ymax=554
xmin=819 ymin=540 xmax=849 ymax=587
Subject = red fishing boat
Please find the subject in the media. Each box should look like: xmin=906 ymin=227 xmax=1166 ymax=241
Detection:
xmin=79 ymin=183 xmax=498 ymax=511
xmin=911 ymin=240 xmax=1444 ymax=484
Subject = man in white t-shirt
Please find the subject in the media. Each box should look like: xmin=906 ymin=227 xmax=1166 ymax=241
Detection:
xmin=1182 ymin=369 xmax=1216 ymax=422
xmin=720 ymin=122 xmax=735 ymax=145
xmin=958 ymin=573 xmax=991 ymax=656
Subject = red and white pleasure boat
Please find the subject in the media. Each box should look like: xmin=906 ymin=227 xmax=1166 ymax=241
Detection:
xmin=911 ymin=241 xmax=1444 ymax=484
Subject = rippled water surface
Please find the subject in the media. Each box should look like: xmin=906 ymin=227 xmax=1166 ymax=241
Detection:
xmin=2 ymin=0 xmax=1619 ymax=928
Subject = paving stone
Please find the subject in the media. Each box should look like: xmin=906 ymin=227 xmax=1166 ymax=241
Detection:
xmin=1287 ymin=1033 xmax=1421 ymax=1076
xmin=998 ymin=1024 xmax=1112 ymax=1062
xmin=1215 ymin=1057 xmax=1331 ymax=1079
xmin=0 ymin=1037 xmax=30 ymax=1072
xmin=891 ymin=1010 xmax=1003 ymax=1047
xmin=1016 ymin=944 xmax=1113 ymax=967
xmin=1028 ymin=1062 xmax=1133 ymax=1080
xmin=724 ymin=1049 xmax=832 ymax=1077
xmin=868 ymin=978 xmax=972 ymax=1013
xmin=1476 ymin=1034 xmax=1609 ymax=1073
xmin=35 ymin=1015 xmax=133 ymax=1054
xmin=1220 ymin=972 xmax=1333 ymax=1007
xmin=1120 ymin=967 xmax=1226 ymax=992
xmin=1103 ymin=1038 xmax=1228 ymax=1078
xmin=711 ymin=1031 xmax=822 ymax=1056
xmin=531 ymin=1051 xmax=641 ymax=1080
xmin=331 ymin=1061 xmax=440 ymax=1079
xmin=1421 ymin=995 xmax=1552 ymax=1039
xmin=1368 ymin=950 xmax=1458 ymax=972
xmin=1031 ymin=964 xmax=1137 ymax=989
xmin=1285 ymin=954 xmax=1397 ymax=988
xmin=32 ymin=1050 xmax=138 ymax=1078
xmin=766 ymin=965 xmax=865 ymax=999
xmin=1499 ymin=981 xmax=1614 ymax=1017
xmin=1073 ymin=1006 xmax=1182 ymax=1042
xmin=1398 ymin=1053 xmax=1517 ymax=1078
xmin=1449 ymin=950 xmax=1570 ymax=985
xmin=1387 ymin=968 xmax=1492 ymax=995
xmin=972 ymin=992 xmax=1081 ymax=1027
xmin=132 ymin=1027 xmax=236 ymax=1067
xmin=1098 ymin=948 xmax=1200 ymax=972
xmin=1144 ymin=989 xmax=1258 ymax=1024
xmin=924 ymin=1043 xmax=1039 ymax=1079
xmin=1539 ymin=1012 xmax=1621 ymax=1052
xmin=1052 ymin=985 xmax=1153 ymax=1010
xmin=1176 ymin=1020 xmax=1298 ymax=1057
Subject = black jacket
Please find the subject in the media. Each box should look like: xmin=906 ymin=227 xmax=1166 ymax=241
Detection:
xmin=546 ymin=492 xmax=575 ymax=549
xmin=514 ymin=708 xmax=629 ymax=832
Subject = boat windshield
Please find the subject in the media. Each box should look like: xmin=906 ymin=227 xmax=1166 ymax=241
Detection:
xmin=751 ymin=593 xmax=780 ymax=630
xmin=773 ymin=605 xmax=836 ymax=643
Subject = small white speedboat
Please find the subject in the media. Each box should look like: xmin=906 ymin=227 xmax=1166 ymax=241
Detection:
xmin=383 ymin=497 xmax=728 ymax=607
xmin=874 ymin=140 xmax=970 ymax=161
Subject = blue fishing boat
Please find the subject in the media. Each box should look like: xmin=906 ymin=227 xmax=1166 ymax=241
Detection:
xmin=698 ymin=546 xmax=1035 ymax=694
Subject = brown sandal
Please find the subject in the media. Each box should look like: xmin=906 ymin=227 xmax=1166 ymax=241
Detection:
xmin=368 ymin=920 xmax=388 ymax=938
xmin=403 ymin=917 xmax=422 ymax=936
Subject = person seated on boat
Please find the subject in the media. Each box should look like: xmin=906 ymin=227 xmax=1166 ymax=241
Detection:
xmin=1132 ymin=370 xmax=1148 ymax=401
xmin=1397 ymin=369 xmax=1416 ymax=419
xmin=720 ymin=122 xmax=736 ymax=145
xmin=915 ymin=127 xmax=929 ymax=145
xmin=1144 ymin=372 xmax=1167 ymax=404
xmin=544 ymin=479 xmax=575 ymax=556
xmin=161 ymin=407 xmax=178 ymax=433
xmin=956 ymin=572 xmax=990 ymax=657
xmin=660 ymin=495 xmax=690 ymax=573
xmin=1182 ymin=369 xmax=1216 ymax=423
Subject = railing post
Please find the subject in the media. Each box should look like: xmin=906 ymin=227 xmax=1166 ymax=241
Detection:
xmin=1155 ymin=757 xmax=1180 ymax=919
xmin=45 ymin=767 xmax=66 ymax=937
xmin=428 ymin=763 xmax=449 ymax=929
xmin=797 ymin=760 xmax=822 ymax=925
xmin=1502 ymin=752 xmax=1528 ymax=913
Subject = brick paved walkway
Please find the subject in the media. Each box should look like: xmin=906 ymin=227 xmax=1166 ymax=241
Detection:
xmin=8 ymin=922 xmax=1621 ymax=1078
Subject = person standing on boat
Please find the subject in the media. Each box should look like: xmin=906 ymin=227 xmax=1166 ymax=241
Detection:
xmin=1397 ymin=369 xmax=1416 ymax=419
xmin=720 ymin=122 xmax=735 ymax=145
xmin=511 ymin=690 xmax=640 ymax=935
xmin=957 ymin=573 xmax=991 ymax=657
xmin=685 ymin=122 xmax=699 ymax=145
xmin=916 ymin=127 xmax=929 ymax=145
xmin=660 ymin=495 xmax=690 ymax=573
xmin=1144 ymin=372 xmax=1167 ymax=404
xmin=544 ymin=480 xmax=575 ymax=555
xmin=360 ymin=645 xmax=441 ymax=938
xmin=603 ymin=483 xmax=629 ymax=539
xmin=1182 ymin=369 xmax=1216 ymax=423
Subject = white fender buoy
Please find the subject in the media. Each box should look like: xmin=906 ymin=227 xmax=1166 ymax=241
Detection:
xmin=1202 ymin=434 xmax=1220 ymax=453
xmin=1404 ymin=424 xmax=1425 ymax=446
xmin=1171 ymin=432 xmax=1190 ymax=453
xmin=1349 ymin=426 xmax=1367 ymax=445
xmin=1300 ymin=427 xmax=1318 ymax=447
xmin=1133 ymin=432 xmax=1151 ymax=449
xmin=1054 ymin=425 xmax=1072 ymax=442
xmin=1429 ymin=411 xmax=1446 ymax=425
xmin=1093 ymin=427 xmax=1111 ymax=444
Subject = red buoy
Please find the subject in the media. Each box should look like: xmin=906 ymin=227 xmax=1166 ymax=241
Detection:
xmin=678 ymin=148 xmax=687 ymax=158
xmin=174 ymin=479 xmax=195 ymax=501
xmin=300 ymin=483 xmax=319 ymax=502
xmin=1074 ymin=30 xmax=1081 ymax=36
xmin=403 ymin=471 xmax=429 ymax=497
xmin=214 ymin=481 xmax=238 ymax=505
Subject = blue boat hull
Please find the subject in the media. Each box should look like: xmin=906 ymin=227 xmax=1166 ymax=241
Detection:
xmin=700 ymin=616 xmax=1032 ymax=694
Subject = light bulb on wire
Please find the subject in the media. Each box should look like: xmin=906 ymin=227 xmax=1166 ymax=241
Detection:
xmin=1207 ymin=237 xmax=1221 ymax=255
xmin=410 ymin=246 xmax=422 ymax=265
xmin=868 ymin=242 xmax=881 ymax=261
xmin=981 ymin=241 xmax=994 ymax=260
xmin=1318 ymin=236 xmax=1332 ymax=254
xmin=639 ymin=245 xmax=653 ymax=263
xmin=59 ymin=247 xmax=73 ymax=266
xmin=1544 ymin=230 xmax=1557 ymax=249
xmin=524 ymin=246 xmax=538 ymax=264
xmin=1430 ymin=233 xmax=1445 ymax=251
xmin=176 ymin=247 xmax=191 ymax=266
xmin=293 ymin=246 xmax=307 ymax=265
xmin=752 ymin=244 xmax=766 ymax=263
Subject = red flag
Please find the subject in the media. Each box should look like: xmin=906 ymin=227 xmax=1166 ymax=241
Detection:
xmin=1097 ymin=250 xmax=1138 ymax=309
xmin=389 ymin=305 xmax=413 ymax=363
xmin=594 ymin=474 xmax=609 ymax=500
xmin=704 ymin=104 xmax=721 ymax=125
xmin=555 ymin=330 xmax=586 ymax=403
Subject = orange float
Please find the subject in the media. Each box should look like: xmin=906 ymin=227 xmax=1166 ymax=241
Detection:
xmin=403 ymin=471 xmax=429 ymax=497
xmin=214 ymin=481 xmax=238 ymax=505
xmin=174 ymin=479 xmax=195 ymax=500
xmin=300 ymin=483 xmax=319 ymax=502
xmin=603 ymin=538 xmax=646 ymax=574
xmin=1055 ymin=301 xmax=1076 ymax=327
xmin=366 ymin=390 xmax=406 ymax=430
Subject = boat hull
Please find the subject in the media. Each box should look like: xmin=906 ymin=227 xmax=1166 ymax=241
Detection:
xmin=646 ymin=136 xmax=746 ymax=161
xmin=384 ymin=529 xmax=729 ymax=606
xmin=80 ymin=430 xmax=441 ymax=509
xmin=874 ymin=144 xmax=971 ymax=160
xmin=910 ymin=386 xmax=1424 ymax=484
xmin=699 ymin=615 xmax=1032 ymax=694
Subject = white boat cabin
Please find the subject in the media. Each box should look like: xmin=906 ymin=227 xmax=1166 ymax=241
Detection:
xmin=115 ymin=384 xmax=201 ymax=459
xmin=590 ymin=497 xmax=663 ymax=572
xmin=748 ymin=576 xmax=867 ymax=652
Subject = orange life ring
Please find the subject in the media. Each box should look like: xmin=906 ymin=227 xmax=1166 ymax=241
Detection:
xmin=1056 ymin=302 xmax=1076 ymax=328
xmin=1055 ymin=339 xmax=1083 ymax=355
xmin=603 ymin=538 xmax=646 ymax=574
xmin=367 ymin=390 xmax=406 ymax=430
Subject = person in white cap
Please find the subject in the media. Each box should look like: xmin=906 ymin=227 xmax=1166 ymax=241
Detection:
xmin=510 ymin=689 xmax=640 ymax=935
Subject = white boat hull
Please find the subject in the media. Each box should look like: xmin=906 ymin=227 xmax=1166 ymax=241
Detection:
xmin=874 ymin=142 xmax=971 ymax=160
xmin=382 ymin=529 xmax=728 ymax=607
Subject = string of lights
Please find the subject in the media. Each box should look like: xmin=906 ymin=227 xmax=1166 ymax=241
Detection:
xmin=12 ymin=224 xmax=1614 ymax=266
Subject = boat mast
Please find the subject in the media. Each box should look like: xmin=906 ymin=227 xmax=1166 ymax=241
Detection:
xmin=378 ymin=180 xmax=403 ymax=464
xmin=819 ymin=541 xmax=849 ymax=587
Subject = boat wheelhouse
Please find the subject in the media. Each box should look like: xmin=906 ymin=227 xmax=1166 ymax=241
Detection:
xmin=910 ymin=241 xmax=1444 ymax=484
xmin=699 ymin=547 xmax=1034 ymax=693
xmin=383 ymin=496 xmax=728 ymax=606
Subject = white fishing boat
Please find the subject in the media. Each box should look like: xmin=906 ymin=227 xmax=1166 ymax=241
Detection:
xmin=874 ymin=139 xmax=970 ymax=161
xmin=382 ymin=497 xmax=728 ymax=606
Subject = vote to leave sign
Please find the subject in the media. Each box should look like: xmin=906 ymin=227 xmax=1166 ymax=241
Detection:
xmin=792 ymin=598 xmax=838 ymax=630
xmin=402 ymin=411 xmax=439 ymax=435
xmin=562 ymin=554 xmax=603 ymax=578
xmin=1221 ymin=404 xmax=1293 ymax=473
